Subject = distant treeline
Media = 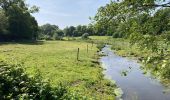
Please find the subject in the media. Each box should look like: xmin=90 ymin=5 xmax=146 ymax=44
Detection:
xmin=38 ymin=24 xmax=98 ymax=40
xmin=0 ymin=0 xmax=115 ymax=42
xmin=6 ymin=0 xmax=170 ymax=42
xmin=0 ymin=1 xmax=101 ymax=42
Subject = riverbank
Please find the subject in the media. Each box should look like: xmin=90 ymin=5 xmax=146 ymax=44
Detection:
xmin=110 ymin=38 xmax=170 ymax=86
xmin=100 ymin=45 xmax=170 ymax=100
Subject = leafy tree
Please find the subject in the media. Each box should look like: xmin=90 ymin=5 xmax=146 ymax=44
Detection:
xmin=38 ymin=24 xmax=65 ymax=40
xmin=0 ymin=0 xmax=39 ymax=40
xmin=63 ymin=25 xmax=94 ymax=37
xmin=63 ymin=26 xmax=75 ymax=37
xmin=76 ymin=25 xmax=83 ymax=36
xmin=63 ymin=27 xmax=69 ymax=37
xmin=151 ymin=8 xmax=170 ymax=35
xmin=75 ymin=25 xmax=88 ymax=36
xmin=53 ymin=29 xmax=64 ymax=40
xmin=93 ymin=0 xmax=170 ymax=79
xmin=0 ymin=9 xmax=8 ymax=40
xmin=39 ymin=24 xmax=59 ymax=38
xmin=86 ymin=25 xmax=94 ymax=35
xmin=7 ymin=5 xmax=38 ymax=39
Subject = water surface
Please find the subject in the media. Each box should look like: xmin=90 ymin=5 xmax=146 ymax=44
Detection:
xmin=100 ymin=45 xmax=170 ymax=100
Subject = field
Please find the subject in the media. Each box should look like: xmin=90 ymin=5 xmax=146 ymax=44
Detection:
xmin=0 ymin=40 xmax=117 ymax=99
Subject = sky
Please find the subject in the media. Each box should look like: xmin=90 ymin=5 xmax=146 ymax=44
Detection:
xmin=26 ymin=0 xmax=111 ymax=29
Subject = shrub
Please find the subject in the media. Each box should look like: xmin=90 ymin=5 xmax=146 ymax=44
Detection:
xmin=161 ymin=31 xmax=170 ymax=41
xmin=112 ymin=32 xmax=124 ymax=38
xmin=0 ymin=61 xmax=68 ymax=100
xmin=96 ymin=42 xmax=105 ymax=51
xmin=112 ymin=33 xmax=119 ymax=38
xmin=53 ymin=30 xmax=64 ymax=40
xmin=53 ymin=33 xmax=61 ymax=40
xmin=44 ymin=35 xmax=52 ymax=40
xmin=81 ymin=33 xmax=89 ymax=39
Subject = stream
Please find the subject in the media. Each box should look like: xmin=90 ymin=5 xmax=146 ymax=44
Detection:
xmin=100 ymin=45 xmax=170 ymax=100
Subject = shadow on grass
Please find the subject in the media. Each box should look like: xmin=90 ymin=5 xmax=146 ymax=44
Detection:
xmin=0 ymin=40 xmax=44 ymax=46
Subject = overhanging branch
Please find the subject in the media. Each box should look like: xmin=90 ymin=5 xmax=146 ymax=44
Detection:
xmin=142 ymin=2 xmax=170 ymax=7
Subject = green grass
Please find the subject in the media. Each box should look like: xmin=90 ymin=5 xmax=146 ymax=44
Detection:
xmin=0 ymin=41 xmax=116 ymax=99
xmin=89 ymin=36 xmax=111 ymax=40
xmin=111 ymin=39 xmax=150 ymax=58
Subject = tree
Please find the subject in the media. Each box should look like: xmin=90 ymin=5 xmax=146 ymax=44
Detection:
xmin=86 ymin=25 xmax=94 ymax=36
xmin=92 ymin=0 xmax=170 ymax=80
xmin=69 ymin=26 xmax=76 ymax=37
xmin=7 ymin=5 xmax=38 ymax=39
xmin=120 ymin=0 xmax=170 ymax=10
xmin=63 ymin=26 xmax=75 ymax=37
xmin=53 ymin=29 xmax=64 ymax=40
xmin=0 ymin=9 xmax=8 ymax=40
xmin=63 ymin=25 xmax=94 ymax=37
xmin=76 ymin=25 xmax=83 ymax=36
xmin=39 ymin=24 xmax=59 ymax=37
xmin=0 ymin=0 xmax=39 ymax=40
xmin=39 ymin=24 xmax=59 ymax=40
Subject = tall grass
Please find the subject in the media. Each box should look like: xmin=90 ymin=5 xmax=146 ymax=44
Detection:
xmin=0 ymin=40 xmax=117 ymax=99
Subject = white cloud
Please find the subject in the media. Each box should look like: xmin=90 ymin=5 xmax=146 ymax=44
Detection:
xmin=27 ymin=0 xmax=110 ymax=28
xmin=40 ymin=9 xmax=75 ymax=17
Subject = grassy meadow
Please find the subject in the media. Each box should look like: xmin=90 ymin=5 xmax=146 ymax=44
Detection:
xmin=0 ymin=36 xmax=169 ymax=99
xmin=0 ymin=40 xmax=117 ymax=99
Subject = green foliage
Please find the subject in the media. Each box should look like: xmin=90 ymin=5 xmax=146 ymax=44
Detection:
xmin=43 ymin=35 xmax=52 ymax=40
xmin=92 ymin=0 xmax=170 ymax=37
xmin=0 ymin=61 xmax=98 ymax=100
xmin=96 ymin=42 xmax=105 ymax=51
xmin=63 ymin=25 xmax=94 ymax=37
xmin=40 ymin=24 xmax=59 ymax=36
xmin=81 ymin=33 xmax=89 ymax=39
xmin=53 ymin=30 xmax=64 ymax=40
xmin=112 ymin=32 xmax=124 ymax=38
xmin=0 ymin=0 xmax=39 ymax=40
xmin=92 ymin=1 xmax=170 ymax=81
xmin=39 ymin=24 xmax=65 ymax=40
xmin=0 ymin=9 xmax=9 ymax=39
xmin=161 ymin=31 xmax=170 ymax=41
xmin=0 ymin=61 xmax=68 ymax=100
xmin=8 ymin=5 xmax=38 ymax=40
xmin=63 ymin=26 xmax=75 ymax=37
xmin=109 ymin=38 xmax=170 ymax=80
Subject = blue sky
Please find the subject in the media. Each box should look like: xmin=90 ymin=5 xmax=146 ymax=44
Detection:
xmin=26 ymin=0 xmax=111 ymax=29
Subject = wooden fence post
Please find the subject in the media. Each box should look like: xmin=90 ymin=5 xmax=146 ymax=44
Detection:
xmin=77 ymin=48 xmax=79 ymax=61
xmin=92 ymin=41 xmax=94 ymax=48
xmin=87 ymin=45 xmax=88 ymax=53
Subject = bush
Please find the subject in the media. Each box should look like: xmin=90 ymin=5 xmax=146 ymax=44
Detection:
xmin=112 ymin=33 xmax=119 ymax=38
xmin=81 ymin=33 xmax=89 ymax=39
xmin=53 ymin=33 xmax=61 ymax=40
xmin=44 ymin=35 xmax=52 ymax=40
xmin=0 ymin=61 xmax=68 ymax=100
xmin=161 ymin=31 xmax=170 ymax=41
xmin=53 ymin=30 xmax=64 ymax=40
xmin=96 ymin=42 xmax=105 ymax=51
xmin=112 ymin=32 xmax=124 ymax=38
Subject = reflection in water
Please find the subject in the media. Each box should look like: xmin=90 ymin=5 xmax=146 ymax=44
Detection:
xmin=100 ymin=45 xmax=170 ymax=100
